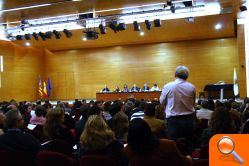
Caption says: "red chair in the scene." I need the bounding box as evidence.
[36,151,76,166]
[42,139,73,158]
[80,155,118,166]
[130,157,171,166]
[192,159,209,166]
[0,150,36,166]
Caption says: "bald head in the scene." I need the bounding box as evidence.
[175,66,189,80]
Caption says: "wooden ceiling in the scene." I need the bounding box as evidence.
[1,0,238,51]
[0,0,235,23]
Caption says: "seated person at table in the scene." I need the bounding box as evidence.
[122,84,129,92]
[130,84,140,92]
[150,83,160,91]
[114,85,120,92]
[141,83,150,92]
[101,85,110,93]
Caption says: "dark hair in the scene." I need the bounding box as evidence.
[210,107,235,134]
[87,105,102,119]
[201,100,209,109]
[35,106,45,117]
[175,66,189,80]
[109,101,123,117]
[144,103,156,116]
[127,118,159,156]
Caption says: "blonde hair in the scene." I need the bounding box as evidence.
[80,115,114,151]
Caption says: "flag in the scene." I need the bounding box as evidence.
[38,77,43,98]
[47,77,52,97]
[233,68,239,96]
[43,81,48,98]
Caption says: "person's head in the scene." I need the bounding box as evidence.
[86,105,102,119]
[144,103,156,117]
[201,100,209,109]
[45,100,50,104]
[155,104,166,120]
[44,107,65,139]
[35,105,45,117]
[124,84,128,88]
[127,118,159,156]
[210,107,235,134]
[144,83,147,87]
[133,84,137,87]
[80,115,114,151]
[109,101,123,117]
[103,101,111,112]
[4,109,24,129]
[153,83,157,87]
[175,66,189,80]
[46,107,64,124]
[139,101,147,112]
[104,84,107,88]
[112,111,129,140]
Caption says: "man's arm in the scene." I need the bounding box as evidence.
[160,85,168,105]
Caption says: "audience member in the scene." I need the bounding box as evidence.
[201,107,236,145]
[124,118,191,166]
[160,66,196,142]
[44,107,75,146]
[112,111,129,144]
[29,105,46,125]
[130,101,146,120]
[0,109,41,158]
[196,100,213,121]
[80,115,128,165]
[155,104,166,120]
[143,103,166,137]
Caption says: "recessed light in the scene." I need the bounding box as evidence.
[215,23,222,30]
[82,37,87,41]
[140,31,145,36]
[25,42,31,46]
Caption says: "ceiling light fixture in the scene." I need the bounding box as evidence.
[133,21,140,31]
[63,29,73,38]
[145,20,151,30]
[140,31,145,36]
[25,42,31,46]
[215,23,222,30]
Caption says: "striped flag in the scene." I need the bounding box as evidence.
[233,68,239,96]
[38,77,43,98]
[43,81,48,98]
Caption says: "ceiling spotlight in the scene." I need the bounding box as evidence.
[139,31,144,36]
[240,5,247,12]
[99,24,107,34]
[24,34,32,40]
[45,31,52,39]
[117,23,126,31]
[82,37,87,41]
[145,20,151,30]
[215,23,222,30]
[38,32,46,41]
[167,0,173,6]
[25,42,31,46]
[53,30,61,39]
[84,30,99,40]
[109,21,118,33]
[170,5,175,13]
[16,35,23,40]
[133,21,140,31]
[183,1,193,7]
[63,29,72,38]
[154,19,161,27]
[32,32,39,40]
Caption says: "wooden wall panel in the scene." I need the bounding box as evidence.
[0,41,44,101]
[237,25,246,97]
[45,38,240,100]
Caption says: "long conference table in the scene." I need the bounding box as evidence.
[96,91,162,101]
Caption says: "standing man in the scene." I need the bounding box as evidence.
[160,66,196,142]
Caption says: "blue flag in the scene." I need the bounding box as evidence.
[47,77,52,97]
